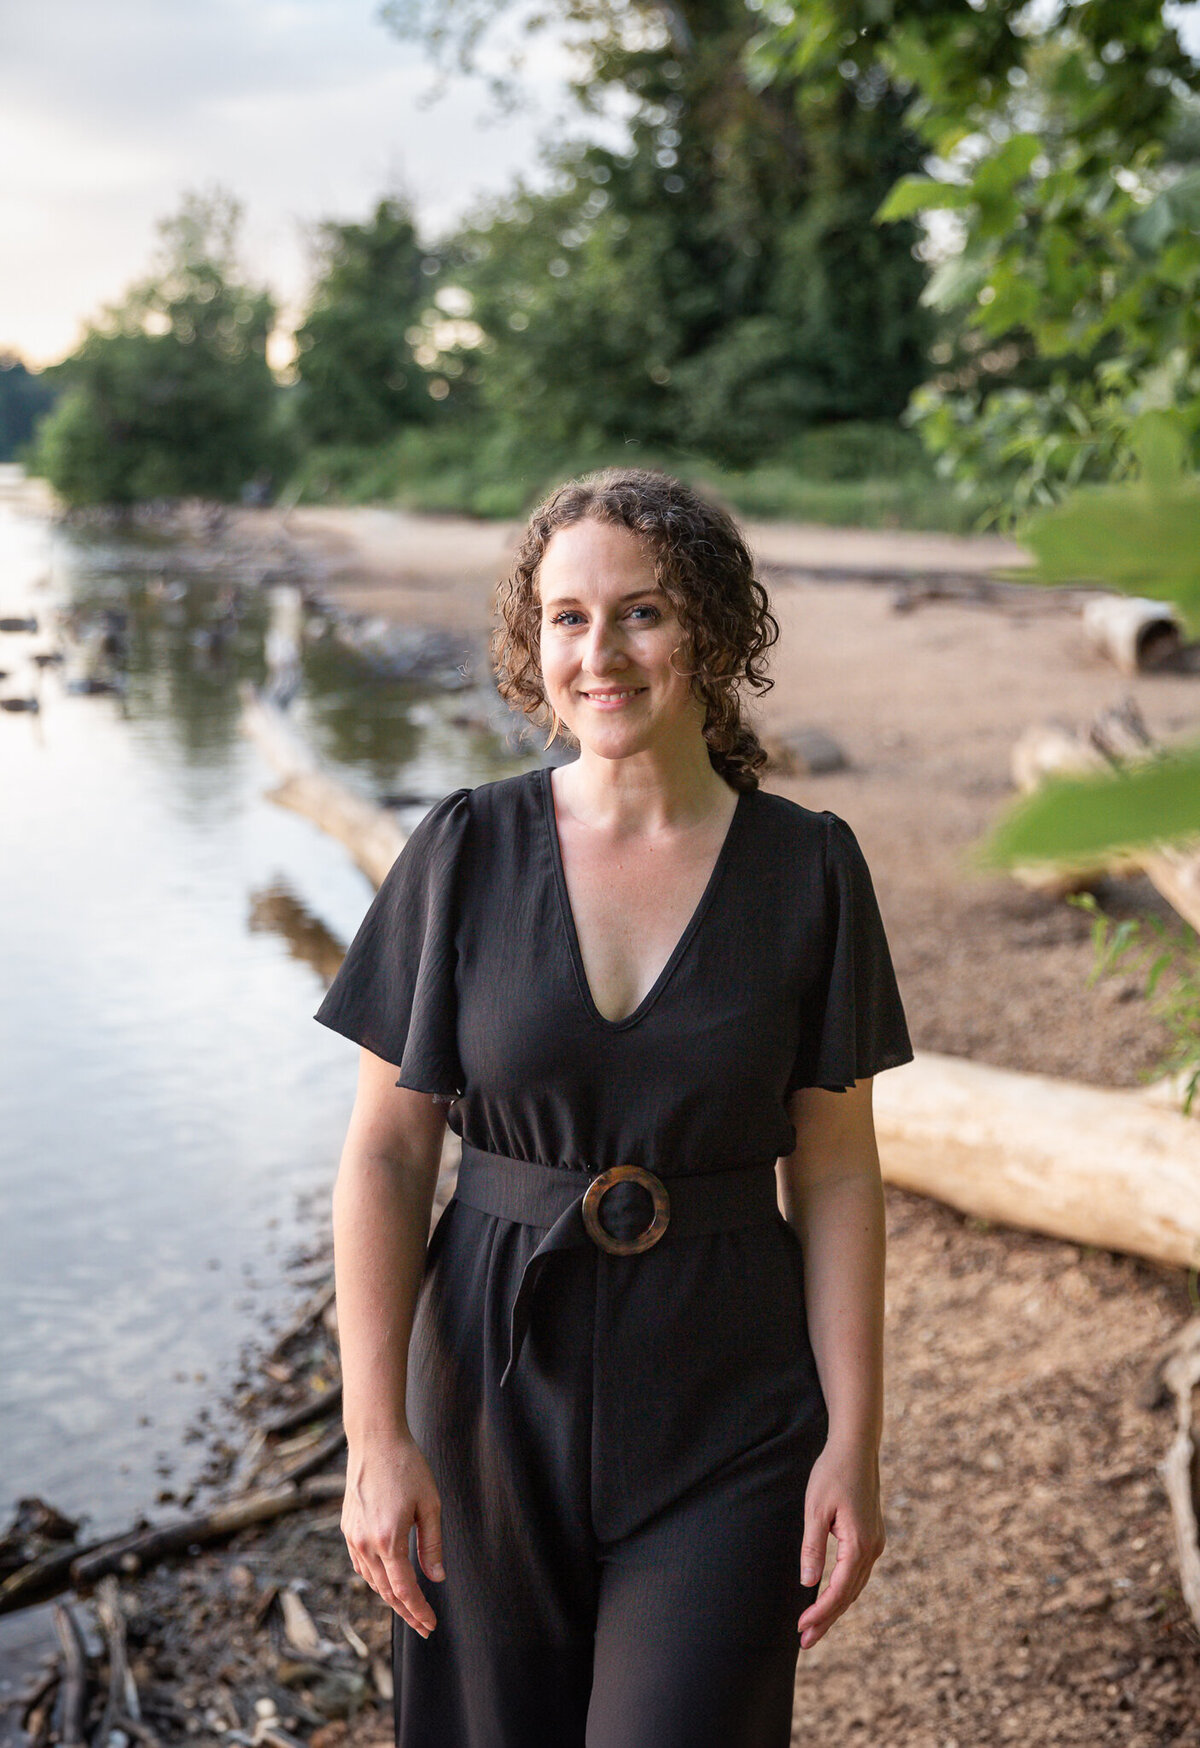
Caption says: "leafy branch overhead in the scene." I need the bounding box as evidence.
[751,0,1200,522]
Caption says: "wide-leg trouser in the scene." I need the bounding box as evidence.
[393,1189,830,1748]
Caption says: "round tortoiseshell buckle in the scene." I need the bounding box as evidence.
[581,1164,671,1256]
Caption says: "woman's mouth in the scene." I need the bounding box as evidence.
[579,686,648,708]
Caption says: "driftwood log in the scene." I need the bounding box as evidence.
[1011,698,1200,930]
[92,1572,142,1746]
[238,682,404,887]
[1081,594,1184,675]
[51,1600,89,1746]
[0,1474,346,1614]
[1158,1318,1200,1631]
[872,1051,1200,1271]
[69,1473,347,1591]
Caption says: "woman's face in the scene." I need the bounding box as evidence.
[536,517,703,761]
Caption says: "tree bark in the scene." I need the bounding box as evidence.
[873,1051,1200,1271]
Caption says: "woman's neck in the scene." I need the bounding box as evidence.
[552,737,735,835]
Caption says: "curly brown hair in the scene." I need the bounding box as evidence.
[491,467,780,792]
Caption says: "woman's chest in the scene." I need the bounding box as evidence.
[551,818,738,1026]
[450,841,826,1117]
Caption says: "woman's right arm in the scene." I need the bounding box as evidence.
[331,1046,450,1638]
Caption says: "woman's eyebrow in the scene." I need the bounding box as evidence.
[542,587,667,606]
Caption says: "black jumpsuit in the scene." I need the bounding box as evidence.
[314,764,914,1748]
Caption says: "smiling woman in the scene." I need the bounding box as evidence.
[494,465,780,790]
[316,466,915,1748]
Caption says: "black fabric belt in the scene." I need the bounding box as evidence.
[451,1142,783,1388]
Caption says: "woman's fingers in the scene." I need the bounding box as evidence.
[340,1439,446,1635]
[800,1515,830,1588]
[363,1543,438,1636]
[414,1490,446,1583]
[797,1526,879,1647]
[797,1551,855,1646]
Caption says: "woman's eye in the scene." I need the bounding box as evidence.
[547,605,660,627]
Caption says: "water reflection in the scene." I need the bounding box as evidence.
[0,476,530,1540]
[248,882,347,985]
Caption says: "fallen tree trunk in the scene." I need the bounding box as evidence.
[1159,1318,1200,1633]
[1091,701,1200,936]
[0,1475,346,1613]
[873,1051,1200,1271]
[69,1473,346,1590]
[238,683,404,887]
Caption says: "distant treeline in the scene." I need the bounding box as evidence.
[25,1,1200,527]
[0,356,56,462]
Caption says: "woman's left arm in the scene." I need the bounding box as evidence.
[777,1078,887,1649]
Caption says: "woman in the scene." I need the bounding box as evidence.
[315,468,914,1748]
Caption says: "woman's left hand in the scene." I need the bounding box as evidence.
[796,1436,886,1648]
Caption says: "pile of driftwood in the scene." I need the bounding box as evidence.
[0,1277,371,1748]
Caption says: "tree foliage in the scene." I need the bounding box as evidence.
[293,198,440,445]
[34,192,280,506]
[385,0,934,465]
[750,0,1200,520]
[0,355,56,461]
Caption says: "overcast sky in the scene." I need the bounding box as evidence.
[0,0,599,367]
[4,1,1200,369]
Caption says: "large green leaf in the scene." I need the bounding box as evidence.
[971,133,1041,201]
[1015,414,1200,629]
[875,176,976,221]
[920,251,992,312]
[972,744,1200,870]
[1127,168,1200,259]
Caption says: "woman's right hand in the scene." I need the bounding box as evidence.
[342,1431,446,1637]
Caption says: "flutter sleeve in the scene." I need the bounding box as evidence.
[787,810,914,1095]
[313,786,472,1099]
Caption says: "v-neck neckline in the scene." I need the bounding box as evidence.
[538,762,747,1032]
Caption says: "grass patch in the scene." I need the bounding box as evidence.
[282,421,990,533]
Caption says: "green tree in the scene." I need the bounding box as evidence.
[750,1,1200,520]
[387,0,934,466]
[294,197,439,445]
[33,191,280,506]
[0,355,57,461]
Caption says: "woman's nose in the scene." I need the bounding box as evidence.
[583,616,627,673]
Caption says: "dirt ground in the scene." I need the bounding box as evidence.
[12,506,1198,1747]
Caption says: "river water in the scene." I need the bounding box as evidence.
[0,472,527,1552]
